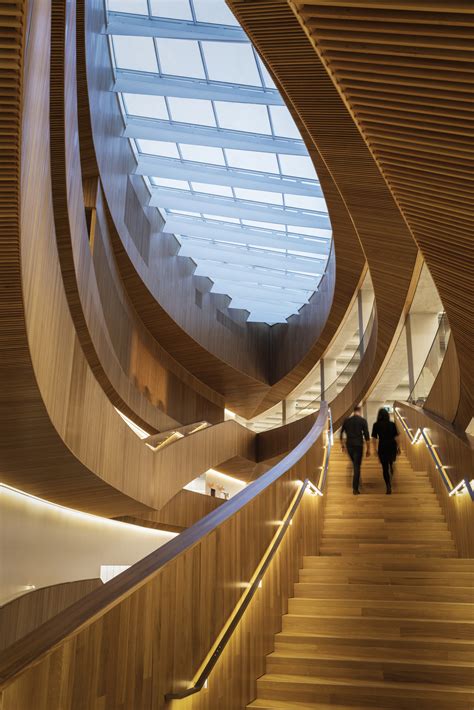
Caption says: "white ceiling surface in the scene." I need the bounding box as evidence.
[107,0,332,324]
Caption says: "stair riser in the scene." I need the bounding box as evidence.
[282,616,474,640]
[256,680,474,709]
[266,656,474,686]
[287,599,473,621]
[293,584,474,603]
[274,636,474,663]
[302,558,474,571]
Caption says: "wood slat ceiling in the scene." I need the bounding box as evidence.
[292,0,473,426]
[228,0,420,420]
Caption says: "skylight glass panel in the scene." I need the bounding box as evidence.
[192,0,239,26]
[136,139,179,158]
[108,0,332,323]
[113,36,158,72]
[153,178,190,190]
[234,188,283,206]
[215,102,271,134]
[157,39,205,79]
[168,98,216,126]
[150,0,192,20]
[225,149,279,173]
[285,195,327,211]
[191,183,233,197]
[288,225,332,238]
[108,0,148,14]
[270,106,300,139]
[202,43,261,86]
[180,144,225,164]
[202,214,240,223]
[123,94,169,120]
[257,57,277,89]
[279,154,317,179]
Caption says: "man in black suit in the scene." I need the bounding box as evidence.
[340,405,370,495]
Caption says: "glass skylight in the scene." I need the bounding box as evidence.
[106,0,332,324]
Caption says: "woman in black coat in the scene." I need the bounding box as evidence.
[371,408,399,494]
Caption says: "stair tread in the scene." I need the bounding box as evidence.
[258,673,474,693]
[268,650,474,668]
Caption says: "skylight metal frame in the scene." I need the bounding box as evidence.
[106,0,332,324]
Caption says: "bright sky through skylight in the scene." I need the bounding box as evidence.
[107,0,332,324]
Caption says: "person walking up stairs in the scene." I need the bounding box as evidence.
[247,447,474,709]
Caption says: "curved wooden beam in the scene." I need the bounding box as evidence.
[228,0,420,421]
[292,0,473,427]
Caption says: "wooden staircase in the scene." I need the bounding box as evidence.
[248,449,474,709]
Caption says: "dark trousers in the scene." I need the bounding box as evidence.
[347,444,363,492]
[378,445,393,490]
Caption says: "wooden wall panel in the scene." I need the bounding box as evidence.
[117,490,224,533]
[0,412,327,709]
[424,336,462,423]
[228,0,420,423]
[52,0,223,433]
[396,401,474,558]
[292,0,474,428]
[0,0,259,519]
[0,580,103,653]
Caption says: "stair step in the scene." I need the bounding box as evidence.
[287,598,473,621]
[299,569,474,586]
[293,583,474,603]
[255,674,474,708]
[266,652,474,685]
[282,614,474,640]
[274,633,474,663]
[303,557,474,571]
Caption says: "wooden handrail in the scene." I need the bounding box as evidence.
[395,403,474,501]
[0,403,328,687]
[166,406,332,699]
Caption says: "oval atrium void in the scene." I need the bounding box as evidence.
[107,0,332,324]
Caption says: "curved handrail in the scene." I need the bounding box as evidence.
[166,405,333,699]
[0,403,328,686]
[409,313,450,405]
[394,404,473,501]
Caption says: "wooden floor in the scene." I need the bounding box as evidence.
[248,450,474,709]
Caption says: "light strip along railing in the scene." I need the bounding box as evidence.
[166,407,332,699]
[394,407,474,501]
[0,404,329,691]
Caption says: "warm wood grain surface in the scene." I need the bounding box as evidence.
[0,408,328,708]
[0,580,103,653]
[229,0,420,425]
[396,401,474,557]
[292,0,474,428]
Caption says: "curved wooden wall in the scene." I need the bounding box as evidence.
[424,336,462,424]
[0,0,257,519]
[228,0,420,421]
[81,0,370,418]
[0,408,327,708]
[291,0,474,428]
[0,580,103,653]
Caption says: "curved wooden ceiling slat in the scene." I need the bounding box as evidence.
[292,0,473,427]
[228,0,420,418]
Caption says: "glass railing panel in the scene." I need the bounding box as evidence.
[409,313,450,405]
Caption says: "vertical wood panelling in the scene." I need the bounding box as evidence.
[396,401,474,557]
[0,413,327,708]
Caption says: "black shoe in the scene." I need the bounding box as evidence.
[386,488,392,495]
[353,490,360,495]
